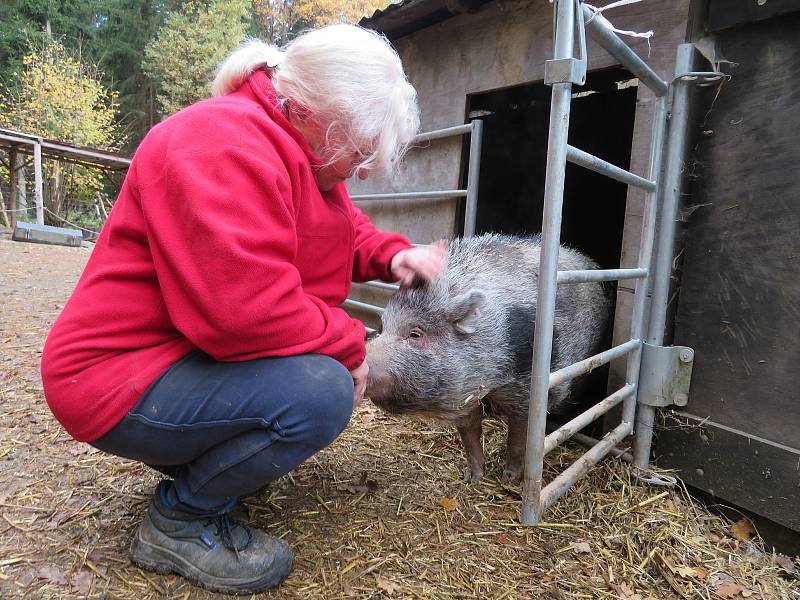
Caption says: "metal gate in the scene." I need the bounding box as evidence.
[521,0,722,524]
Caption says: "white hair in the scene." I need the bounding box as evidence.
[212,25,420,174]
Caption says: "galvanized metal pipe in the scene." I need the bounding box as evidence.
[557,267,647,283]
[341,298,384,315]
[364,281,399,291]
[350,190,467,201]
[522,0,575,526]
[581,5,669,97]
[543,384,635,454]
[566,145,656,191]
[571,431,633,463]
[463,120,484,237]
[634,44,696,469]
[412,123,473,144]
[549,338,640,389]
[623,94,669,431]
[540,421,633,510]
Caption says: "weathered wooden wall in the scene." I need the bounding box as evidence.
[657,9,800,533]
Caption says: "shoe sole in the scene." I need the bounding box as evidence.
[130,529,293,595]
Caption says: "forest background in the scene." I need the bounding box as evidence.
[0,0,386,234]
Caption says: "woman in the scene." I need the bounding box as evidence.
[41,24,444,594]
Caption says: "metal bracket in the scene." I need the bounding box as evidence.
[673,71,728,87]
[545,0,587,85]
[545,58,587,85]
[638,343,694,408]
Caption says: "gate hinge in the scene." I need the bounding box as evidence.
[638,343,694,408]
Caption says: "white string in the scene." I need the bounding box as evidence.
[4,205,101,235]
[584,1,654,54]
[43,207,100,236]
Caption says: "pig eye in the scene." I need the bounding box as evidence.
[409,328,424,339]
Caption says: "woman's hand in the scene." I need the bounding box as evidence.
[350,358,369,409]
[390,239,448,287]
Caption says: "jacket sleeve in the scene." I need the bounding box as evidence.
[349,203,412,283]
[138,142,366,370]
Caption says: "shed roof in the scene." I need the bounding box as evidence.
[0,127,131,172]
[360,0,494,40]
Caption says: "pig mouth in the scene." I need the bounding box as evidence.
[367,395,413,415]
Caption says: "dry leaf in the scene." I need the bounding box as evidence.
[774,554,797,575]
[86,549,105,564]
[338,472,379,495]
[376,575,401,595]
[496,533,520,546]
[37,565,68,586]
[341,579,356,597]
[714,581,742,598]
[612,582,636,597]
[741,589,754,598]
[540,573,555,583]
[731,518,756,542]
[694,566,709,580]
[70,569,95,595]
[573,542,591,554]
[438,497,458,512]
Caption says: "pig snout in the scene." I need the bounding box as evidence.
[364,337,399,411]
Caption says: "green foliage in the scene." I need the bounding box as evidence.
[95,0,164,151]
[0,38,124,227]
[143,0,251,118]
[0,0,104,90]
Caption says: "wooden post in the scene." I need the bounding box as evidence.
[33,141,44,225]
[9,147,17,230]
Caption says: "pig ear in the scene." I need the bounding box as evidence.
[449,289,486,334]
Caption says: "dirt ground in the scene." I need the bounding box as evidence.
[0,232,798,600]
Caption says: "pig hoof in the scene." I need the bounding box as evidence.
[501,466,523,483]
[463,466,484,484]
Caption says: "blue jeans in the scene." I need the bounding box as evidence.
[91,351,354,514]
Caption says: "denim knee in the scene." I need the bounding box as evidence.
[300,356,354,448]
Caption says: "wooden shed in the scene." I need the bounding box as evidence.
[349,0,800,550]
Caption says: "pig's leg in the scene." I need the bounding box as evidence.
[502,417,527,482]
[456,406,485,483]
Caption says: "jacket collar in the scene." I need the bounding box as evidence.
[240,70,323,169]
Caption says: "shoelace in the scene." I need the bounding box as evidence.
[210,513,253,554]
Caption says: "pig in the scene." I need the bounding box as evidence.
[365,233,612,483]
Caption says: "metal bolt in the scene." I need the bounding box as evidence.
[679,349,693,363]
[675,393,688,405]
[695,468,704,477]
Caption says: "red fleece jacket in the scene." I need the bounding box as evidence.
[41,70,411,442]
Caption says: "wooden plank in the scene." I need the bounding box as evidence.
[660,11,800,531]
[658,412,800,531]
[671,12,800,449]
[707,0,800,31]
[8,148,17,231]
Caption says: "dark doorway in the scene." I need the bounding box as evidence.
[463,68,638,270]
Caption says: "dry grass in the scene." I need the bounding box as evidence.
[0,232,797,600]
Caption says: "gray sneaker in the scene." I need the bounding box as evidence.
[130,482,293,595]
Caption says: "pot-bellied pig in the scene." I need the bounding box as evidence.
[365,233,612,483]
